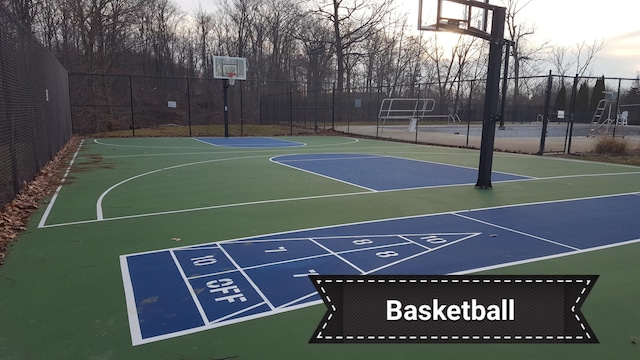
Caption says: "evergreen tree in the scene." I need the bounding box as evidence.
[554,84,567,114]
[590,76,606,113]
[621,75,640,125]
[575,81,591,122]
[576,82,590,111]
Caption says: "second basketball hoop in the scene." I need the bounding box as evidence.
[213,56,247,86]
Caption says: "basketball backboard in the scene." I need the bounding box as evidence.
[213,56,247,85]
[417,0,507,189]
[419,0,491,40]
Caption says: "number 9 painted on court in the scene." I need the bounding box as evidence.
[376,251,399,258]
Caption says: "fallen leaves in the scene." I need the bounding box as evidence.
[0,137,81,265]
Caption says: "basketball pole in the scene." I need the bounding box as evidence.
[223,79,230,138]
[475,6,505,189]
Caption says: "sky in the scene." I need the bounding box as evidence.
[174,0,639,79]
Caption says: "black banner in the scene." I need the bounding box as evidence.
[309,275,598,343]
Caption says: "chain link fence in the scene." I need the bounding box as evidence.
[0,4,72,209]
[69,72,640,155]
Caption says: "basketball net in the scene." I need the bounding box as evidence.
[227,73,237,86]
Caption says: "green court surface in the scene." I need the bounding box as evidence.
[1,135,639,359]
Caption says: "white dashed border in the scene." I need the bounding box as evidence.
[313,277,594,342]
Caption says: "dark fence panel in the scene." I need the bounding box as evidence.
[0,4,72,209]
[69,72,640,155]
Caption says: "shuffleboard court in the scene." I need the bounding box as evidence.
[4,136,640,360]
[271,154,531,191]
[121,193,640,345]
[195,137,306,148]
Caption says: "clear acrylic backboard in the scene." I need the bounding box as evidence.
[213,56,247,85]
[418,0,491,38]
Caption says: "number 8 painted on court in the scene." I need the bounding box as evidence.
[353,239,373,245]
[376,251,399,258]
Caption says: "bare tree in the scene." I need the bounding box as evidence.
[1,0,38,29]
[501,0,548,104]
[261,0,303,81]
[422,34,480,113]
[550,39,605,78]
[195,4,213,75]
[312,0,394,90]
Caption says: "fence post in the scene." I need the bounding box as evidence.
[332,82,336,130]
[466,79,474,148]
[565,74,579,154]
[240,80,244,137]
[289,82,293,135]
[129,76,135,137]
[499,41,511,130]
[612,78,622,138]
[415,84,421,144]
[538,71,553,155]
[186,78,192,137]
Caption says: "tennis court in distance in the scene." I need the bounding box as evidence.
[1,135,640,359]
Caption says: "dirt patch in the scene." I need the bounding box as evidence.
[0,137,82,265]
[71,153,115,173]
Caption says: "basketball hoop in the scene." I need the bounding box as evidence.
[227,73,237,86]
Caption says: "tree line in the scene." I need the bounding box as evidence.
[2,0,629,107]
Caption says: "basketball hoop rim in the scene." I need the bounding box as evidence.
[226,72,237,86]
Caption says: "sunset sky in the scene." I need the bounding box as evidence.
[176,0,639,78]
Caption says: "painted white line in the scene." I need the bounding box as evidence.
[96,154,268,220]
[311,137,359,146]
[187,268,239,280]
[38,139,84,228]
[452,237,640,275]
[269,155,378,192]
[43,190,364,228]
[96,137,359,149]
[48,181,640,229]
[108,192,640,257]
[94,138,208,149]
[277,291,319,309]
[129,298,324,345]
[266,137,307,147]
[191,137,307,151]
[383,154,536,180]
[192,137,307,148]
[212,241,416,276]
[209,301,268,324]
[223,232,483,244]
[397,235,432,250]
[119,255,143,346]
[531,171,640,181]
[217,245,276,311]
[169,250,210,324]
[452,213,581,251]
[309,238,365,274]
[191,137,224,147]
[363,233,482,274]
[276,154,385,163]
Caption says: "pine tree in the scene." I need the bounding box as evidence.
[575,82,591,122]
[554,84,567,114]
[590,76,606,113]
[621,75,640,125]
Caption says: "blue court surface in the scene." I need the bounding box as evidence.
[195,137,305,148]
[271,154,530,191]
[120,193,640,345]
